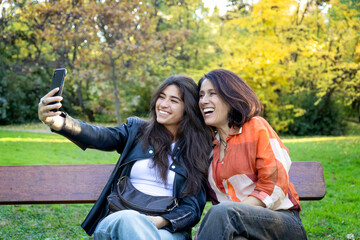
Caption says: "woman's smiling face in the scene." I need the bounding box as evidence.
[198,79,231,129]
[155,84,184,136]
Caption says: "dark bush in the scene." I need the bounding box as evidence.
[287,91,346,136]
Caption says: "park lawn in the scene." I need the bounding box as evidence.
[0,130,119,165]
[0,129,119,240]
[284,137,360,240]
[0,129,360,239]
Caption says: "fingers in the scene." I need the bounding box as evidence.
[38,100,62,122]
[46,87,60,98]
[38,88,64,126]
[38,107,62,124]
[40,103,62,113]
[40,95,63,105]
[39,88,61,105]
[43,110,62,118]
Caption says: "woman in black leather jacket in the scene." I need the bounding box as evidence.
[38,75,212,240]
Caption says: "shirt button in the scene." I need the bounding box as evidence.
[149,150,153,154]
[174,156,177,159]
[171,165,176,169]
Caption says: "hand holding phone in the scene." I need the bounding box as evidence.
[49,68,66,111]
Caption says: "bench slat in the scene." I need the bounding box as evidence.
[0,164,113,204]
[289,161,326,200]
[0,161,326,205]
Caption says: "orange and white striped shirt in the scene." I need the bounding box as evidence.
[208,116,300,210]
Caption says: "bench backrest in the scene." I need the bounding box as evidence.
[0,161,326,205]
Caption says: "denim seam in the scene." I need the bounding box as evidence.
[222,210,305,240]
[222,213,247,240]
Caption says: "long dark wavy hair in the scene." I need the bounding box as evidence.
[140,75,213,196]
[199,69,262,128]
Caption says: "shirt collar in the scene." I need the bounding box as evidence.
[213,126,243,144]
[229,126,242,135]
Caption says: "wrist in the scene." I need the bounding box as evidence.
[41,120,55,126]
[156,216,170,228]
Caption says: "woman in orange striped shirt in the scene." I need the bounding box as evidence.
[196,69,307,240]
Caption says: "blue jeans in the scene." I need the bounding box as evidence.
[93,210,188,240]
[196,202,307,240]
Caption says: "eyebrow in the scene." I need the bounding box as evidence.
[160,92,183,102]
[171,96,182,102]
[200,88,216,93]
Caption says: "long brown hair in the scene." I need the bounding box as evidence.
[199,69,262,128]
[140,75,212,196]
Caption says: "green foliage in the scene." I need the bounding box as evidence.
[1,0,359,134]
[345,120,360,135]
[0,66,49,124]
[286,91,346,136]
[210,0,360,133]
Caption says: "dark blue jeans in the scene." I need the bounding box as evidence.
[196,202,307,240]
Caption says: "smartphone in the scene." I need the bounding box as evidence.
[49,68,67,111]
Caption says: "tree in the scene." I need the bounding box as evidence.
[27,0,100,121]
[210,0,360,134]
[0,0,51,124]
[0,0,101,123]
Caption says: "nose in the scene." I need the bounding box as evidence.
[199,94,209,105]
[159,99,169,108]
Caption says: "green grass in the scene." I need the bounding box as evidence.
[284,137,360,239]
[0,130,118,165]
[0,204,92,240]
[1,126,360,239]
[345,120,360,136]
[0,129,119,239]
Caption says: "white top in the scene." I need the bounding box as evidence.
[130,144,176,197]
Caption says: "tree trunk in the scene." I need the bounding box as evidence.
[110,58,122,125]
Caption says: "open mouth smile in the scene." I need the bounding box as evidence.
[203,108,214,117]
[158,110,170,116]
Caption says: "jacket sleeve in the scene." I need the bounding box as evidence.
[249,117,292,209]
[54,113,131,153]
[161,183,207,233]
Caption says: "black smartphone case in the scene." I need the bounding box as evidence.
[49,68,66,111]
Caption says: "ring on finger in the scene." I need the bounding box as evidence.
[41,99,46,105]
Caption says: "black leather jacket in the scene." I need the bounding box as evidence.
[55,114,207,237]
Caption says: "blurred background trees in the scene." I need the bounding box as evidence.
[1,0,359,135]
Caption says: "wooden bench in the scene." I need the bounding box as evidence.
[0,161,326,205]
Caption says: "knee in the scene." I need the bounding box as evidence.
[206,202,234,218]
[94,210,156,239]
[109,210,142,225]
[99,210,142,229]
[207,201,252,219]
[116,209,142,218]
[208,201,237,213]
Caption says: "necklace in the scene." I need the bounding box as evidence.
[220,139,227,148]
[219,138,227,161]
